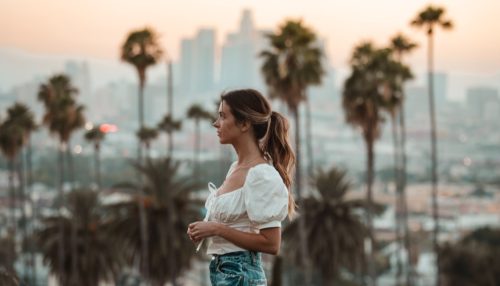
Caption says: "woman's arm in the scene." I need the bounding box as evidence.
[187,221,281,255]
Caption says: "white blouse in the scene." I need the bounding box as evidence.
[201,161,289,255]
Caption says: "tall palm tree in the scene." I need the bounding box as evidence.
[121,27,163,163]
[108,158,201,286]
[390,33,418,286]
[343,42,398,286]
[373,44,414,285]
[84,125,106,190]
[36,189,126,286]
[136,126,159,158]
[260,20,324,283]
[283,167,383,285]
[186,104,214,179]
[411,7,453,284]
[121,29,162,281]
[2,103,37,283]
[0,121,24,233]
[157,114,182,157]
[37,74,85,279]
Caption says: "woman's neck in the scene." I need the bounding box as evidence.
[232,137,263,165]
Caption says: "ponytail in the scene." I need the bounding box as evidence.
[261,111,297,218]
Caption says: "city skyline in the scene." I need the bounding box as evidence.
[1,1,500,101]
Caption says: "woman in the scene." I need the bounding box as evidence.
[187,89,296,285]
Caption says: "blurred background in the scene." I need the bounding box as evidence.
[1,0,499,285]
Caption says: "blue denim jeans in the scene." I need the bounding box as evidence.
[209,251,267,286]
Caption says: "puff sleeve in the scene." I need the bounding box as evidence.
[243,165,289,229]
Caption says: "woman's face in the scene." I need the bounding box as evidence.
[213,100,244,144]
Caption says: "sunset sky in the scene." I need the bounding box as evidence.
[1,0,499,95]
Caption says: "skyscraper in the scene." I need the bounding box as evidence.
[466,86,499,121]
[220,9,266,90]
[179,28,216,94]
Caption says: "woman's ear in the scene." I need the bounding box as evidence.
[239,120,251,133]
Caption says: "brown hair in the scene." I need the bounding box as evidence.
[221,89,296,217]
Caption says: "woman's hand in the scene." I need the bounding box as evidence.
[187,221,223,243]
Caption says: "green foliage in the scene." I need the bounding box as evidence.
[411,5,453,34]
[260,19,324,113]
[283,167,369,284]
[121,27,163,82]
[35,190,126,286]
[186,104,214,122]
[107,157,202,285]
[136,126,158,148]
[157,114,182,133]
[439,227,500,286]
[38,74,85,143]
[84,126,105,146]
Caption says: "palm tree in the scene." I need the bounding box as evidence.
[136,126,159,158]
[2,103,37,283]
[373,44,414,285]
[0,121,24,233]
[37,74,85,279]
[84,125,106,190]
[186,104,214,179]
[36,189,126,286]
[108,158,201,286]
[389,33,418,285]
[439,227,500,286]
[157,114,182,157]
[283,167,380,285]
[260,20,324,283]
[411,6,453,284]
[121,27,163,163]
[343,42,398,286]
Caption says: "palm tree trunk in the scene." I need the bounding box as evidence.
[136,76,149,281]
[427,32,440,286]
[7,159,16,235]
[66,140,79,283]
[365,137,377,286]
[26,137,37,285]
[391,116,404,286]
[305,97,314,180]
[16,150,29,282]
[138,79,145,165]
[167,60,174,157]
[399,101,413,286]
[58,142,66,281]
[94,143,101,190]
[66,140,75,191]
[292,108,312,285]
[271,255,283,286]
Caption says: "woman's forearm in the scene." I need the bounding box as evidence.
[215,224,280,255]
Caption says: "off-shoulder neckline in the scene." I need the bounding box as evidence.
[215,162,272,198]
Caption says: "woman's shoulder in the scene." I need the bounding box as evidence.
[246,163,284,186]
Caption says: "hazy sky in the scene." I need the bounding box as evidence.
[1,0,499,90]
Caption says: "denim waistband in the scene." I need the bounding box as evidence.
[212,251,261,266]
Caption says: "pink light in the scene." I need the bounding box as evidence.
[100,123,118,133]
